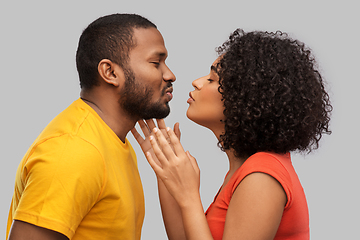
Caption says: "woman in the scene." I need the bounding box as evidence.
[132,29,332,240]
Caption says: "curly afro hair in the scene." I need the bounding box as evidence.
[216,29,332,159]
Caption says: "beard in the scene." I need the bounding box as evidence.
[118,67,171,120]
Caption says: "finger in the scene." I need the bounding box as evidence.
[138,120,151,137]
[149,133,170,165]
[156,119,170,136]
[166,127,186,157]
[156,119,167,130]
[131,127,144,144]
[186,151,200,174]
[153,128,178,160]
[145,119,157,131]
[145,151,164,176]
[173,122,181,140]
[155,119,171,144]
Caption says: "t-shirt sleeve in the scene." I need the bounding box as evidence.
[230,153,293,209]
[13,135,105,239]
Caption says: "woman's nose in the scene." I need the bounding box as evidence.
[192,76,205,90]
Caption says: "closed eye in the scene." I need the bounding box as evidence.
[151,62,160,68]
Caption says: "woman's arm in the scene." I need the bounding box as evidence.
[147,127,213,240]
[131,119,186,240]
[223,172,287,240]
[158,178,186,240]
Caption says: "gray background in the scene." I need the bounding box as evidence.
[1,0,358,239]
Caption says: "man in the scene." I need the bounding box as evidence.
[6,13,175,240]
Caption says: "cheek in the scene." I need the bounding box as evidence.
[133,72,163,96]
[133,64,162,84]
[205,88,223,111]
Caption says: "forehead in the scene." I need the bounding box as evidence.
[130,27,168,58]
[211,58,221,73]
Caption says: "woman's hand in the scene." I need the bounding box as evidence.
[132,120,188,240]
[131,119,180,167]
[134,120,212,240]
[146,126,200,208]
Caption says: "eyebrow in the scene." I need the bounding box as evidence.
[152,51,168,59]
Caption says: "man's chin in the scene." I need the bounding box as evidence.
[141,106,170,119]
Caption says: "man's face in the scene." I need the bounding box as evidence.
[119,27,176,120]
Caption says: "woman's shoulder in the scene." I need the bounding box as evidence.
[225,152,293,203]
[239,152,291,174]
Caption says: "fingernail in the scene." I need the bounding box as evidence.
[149,136,154,141]
[166,127,171,132]
[153,128,158,133]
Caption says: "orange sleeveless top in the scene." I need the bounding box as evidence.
[205,152,309,239]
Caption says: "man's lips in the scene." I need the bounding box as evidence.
[165,87,173,101]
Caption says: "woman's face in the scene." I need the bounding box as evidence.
[186,58,225,130]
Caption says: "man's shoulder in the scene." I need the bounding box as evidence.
[35,99,98,141]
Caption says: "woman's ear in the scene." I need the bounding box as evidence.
[97,59,125,87]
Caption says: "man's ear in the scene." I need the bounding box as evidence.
[97,59,125,87]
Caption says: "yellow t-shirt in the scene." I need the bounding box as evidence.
[7,99,145,240]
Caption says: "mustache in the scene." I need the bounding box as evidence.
[161,82,173,95]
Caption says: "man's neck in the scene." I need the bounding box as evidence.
[80,90,137,143]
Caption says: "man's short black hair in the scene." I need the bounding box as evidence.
[76,13,157,90]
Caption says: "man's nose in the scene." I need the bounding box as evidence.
[163,65,176,82]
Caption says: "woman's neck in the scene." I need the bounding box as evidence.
[225,149,246,174]
[215,148,247,194]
